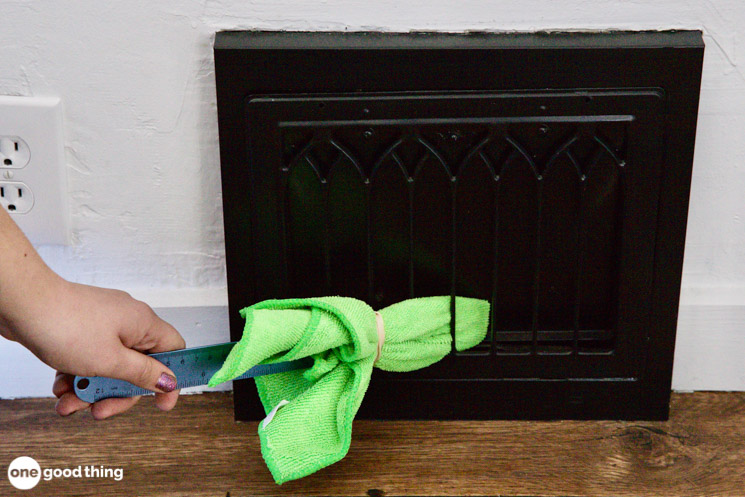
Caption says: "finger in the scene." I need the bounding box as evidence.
[142,314,184,411]
[55,392,90,417]
[155,389,180,411]
[113,347,179,394]
[53,372,75,398]
[90,396,141,420]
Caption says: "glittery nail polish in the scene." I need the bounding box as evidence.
[156,373,177,392]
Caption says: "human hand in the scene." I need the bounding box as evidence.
[2,275,185,419]
[0,206,185,419]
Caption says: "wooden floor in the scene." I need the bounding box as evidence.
[1,392,744,496]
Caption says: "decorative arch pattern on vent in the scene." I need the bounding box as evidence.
[279,125,627,356]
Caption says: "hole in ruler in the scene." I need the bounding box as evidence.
[76,378,90,390]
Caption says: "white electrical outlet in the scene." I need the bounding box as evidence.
[0,96,68,245]
[0,136,31,168]
[0,182,34,214]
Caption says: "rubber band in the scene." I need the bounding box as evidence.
[374,311,385,363]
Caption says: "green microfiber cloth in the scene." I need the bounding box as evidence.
[208,296,489,484]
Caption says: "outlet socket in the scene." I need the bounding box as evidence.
[0,96,68,244]
[0,136,30,168]
[0,182,34,214]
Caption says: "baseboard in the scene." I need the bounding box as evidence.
[672,303,745,391]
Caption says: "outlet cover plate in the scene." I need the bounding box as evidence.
[0,96,69,245]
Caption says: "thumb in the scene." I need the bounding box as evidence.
[114,347,178,393]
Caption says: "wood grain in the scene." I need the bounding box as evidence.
[1,392,744,496]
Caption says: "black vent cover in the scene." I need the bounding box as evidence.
[215,31,704,420]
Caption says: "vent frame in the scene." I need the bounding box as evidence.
[215,30,704,420]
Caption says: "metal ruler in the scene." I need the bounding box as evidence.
[73,342,313,403]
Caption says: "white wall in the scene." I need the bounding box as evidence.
[1,0,744,397]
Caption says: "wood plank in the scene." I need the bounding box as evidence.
[1,392,743,496]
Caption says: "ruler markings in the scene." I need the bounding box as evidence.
[74,342,313,403]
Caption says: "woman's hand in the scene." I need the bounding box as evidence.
[0,208,185,419]
[6,276,185,419]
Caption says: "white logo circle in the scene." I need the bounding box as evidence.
[7,457,41,490]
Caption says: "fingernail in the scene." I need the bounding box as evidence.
[156,373,177,392]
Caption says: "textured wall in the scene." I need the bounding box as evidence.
[0,1,743,395]
[0,1,742,304]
